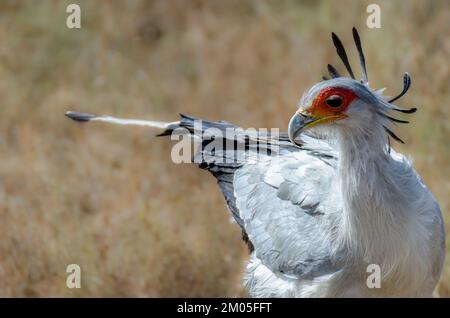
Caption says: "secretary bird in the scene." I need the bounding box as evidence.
[66,28,445,297]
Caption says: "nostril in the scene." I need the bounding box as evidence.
[299,112,309,119]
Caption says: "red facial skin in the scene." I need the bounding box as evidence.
[305,87,358,125]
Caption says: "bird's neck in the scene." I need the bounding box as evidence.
[337,125,390,197]
[335,125,409,266]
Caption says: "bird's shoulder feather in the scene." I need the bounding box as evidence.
[234,146,343,279]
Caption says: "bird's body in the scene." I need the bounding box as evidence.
[65,29,445,297]
[239,136,444,297]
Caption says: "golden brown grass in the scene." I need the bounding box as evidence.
[0,0,448,297]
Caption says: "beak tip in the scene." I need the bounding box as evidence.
[288,113,305,146]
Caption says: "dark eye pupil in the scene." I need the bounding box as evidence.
[326,95,343,107]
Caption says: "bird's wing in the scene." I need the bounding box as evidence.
[66,111,343,269]
[158,114,304,246]
[161,114,342,265]
[234,149,343,279]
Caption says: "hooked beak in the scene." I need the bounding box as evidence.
[288,112,317,146]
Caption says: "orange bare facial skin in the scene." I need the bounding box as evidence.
[308,87,357,120]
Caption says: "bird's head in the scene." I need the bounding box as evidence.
[288,28,416,146]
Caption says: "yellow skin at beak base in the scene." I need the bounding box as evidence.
[305,114,347,128]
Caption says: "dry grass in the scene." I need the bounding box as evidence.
[0,0,448,297]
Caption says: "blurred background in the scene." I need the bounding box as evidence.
[0,0,448,297]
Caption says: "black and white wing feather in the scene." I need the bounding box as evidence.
[66,112,345,279]
[161,115,344,279]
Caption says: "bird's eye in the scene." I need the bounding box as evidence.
[325,95,343,108]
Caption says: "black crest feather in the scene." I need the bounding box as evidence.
[327,64,340,78]
[384,126,405,144]
[389,73,411,103]
[352,27,368,83]
[331,32,355,79]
